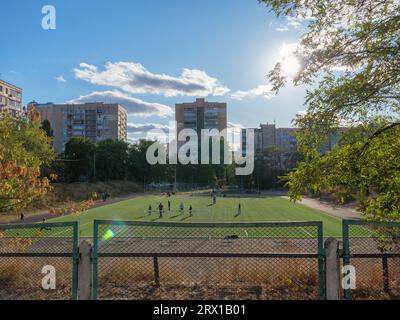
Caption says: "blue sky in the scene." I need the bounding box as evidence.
[1,0,309,141]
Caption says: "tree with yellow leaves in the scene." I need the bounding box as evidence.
[0,107,55,212]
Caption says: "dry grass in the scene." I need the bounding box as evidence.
[340,258,400,299]
[1,255,400,299]
[97,257,319,300]
[0,257,73,300]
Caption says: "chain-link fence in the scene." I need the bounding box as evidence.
[342,220,400,300]
[93,220,324,300]
[0,222,78,300]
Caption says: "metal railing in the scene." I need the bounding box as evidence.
[2,219,400,300]
[0,222,79,300]
[342,219,400,300]
[92,220,325,300]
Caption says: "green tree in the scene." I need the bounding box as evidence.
[95,139,129,181]
[0,111,55,211]
[260,0,400,220]
[41,119,53,137]
[63,137,96,182]
[128,139,173,185]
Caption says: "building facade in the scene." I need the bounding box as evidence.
[242,123,340,169]
[176,98,227,139]
[0,79,22,117]
[33,102,127,154]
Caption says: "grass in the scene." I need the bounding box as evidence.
[47,195,343,237]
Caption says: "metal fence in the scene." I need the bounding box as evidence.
[342,219,400,300]
[92,220,325,300]
[0,222,78,300]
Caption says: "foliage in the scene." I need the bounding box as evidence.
[62,137,96,182]
[0,110,55,211]
[49,198,95,217]
[260,0,400,220]
[95,139,129,180]
[127,139,173,183]
[41,119,53,137]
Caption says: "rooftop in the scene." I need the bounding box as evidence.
[0,79,22,91]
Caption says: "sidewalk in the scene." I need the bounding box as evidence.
[296,197,360,220]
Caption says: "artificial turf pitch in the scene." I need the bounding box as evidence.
[48,195,343,237]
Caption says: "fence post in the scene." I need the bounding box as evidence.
[324,237,340,300]
[153,256,160,287]
[78,240,93,300]
[382,256,390,293]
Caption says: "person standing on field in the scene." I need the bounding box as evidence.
[158,203,164,218]
[179,202,184,214]
[148,205,152,215]
[189,205,193,217]
[168,200,171,212]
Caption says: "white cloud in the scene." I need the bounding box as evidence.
[73,61,230,97]
[227,122,245,129]
[231,84,275,100]
[275,25,289,32]
[67,90,173,117]
[276,10,314,32]
[127,122,170,133]
[56,75,66,83]
[296,109,307,117]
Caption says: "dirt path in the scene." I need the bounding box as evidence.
[294,197,361,219]
[5,193,145,225]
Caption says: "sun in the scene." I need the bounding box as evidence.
[281,55,301,78]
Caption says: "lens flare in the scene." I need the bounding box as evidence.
[281,55,301,78]
[103,229,115,240]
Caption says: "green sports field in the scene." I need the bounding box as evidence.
[48,195,343,237]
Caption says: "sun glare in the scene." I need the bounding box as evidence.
[281,55,301,78]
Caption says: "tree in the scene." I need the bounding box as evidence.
[0,109,55,211]
[41,119,53,137]
[95,139,129,181]
[62,137,96,182]
[260,0,400,220]
[127,139,173,185]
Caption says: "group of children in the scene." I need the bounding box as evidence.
[146,191,242,218]
[147,201,193,218]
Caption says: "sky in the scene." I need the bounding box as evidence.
[1,0,309,142]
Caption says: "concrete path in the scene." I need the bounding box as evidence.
[295,197,361,220]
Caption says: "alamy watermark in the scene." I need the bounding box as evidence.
[342,265,356,290]
[41,265,56,290]
[145,122,255,175]
[42,5,56,30]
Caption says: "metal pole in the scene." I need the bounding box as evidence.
[93,152,96,181]
[153,256,160,287]
[382,256,389,293]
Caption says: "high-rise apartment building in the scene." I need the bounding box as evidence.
[0,79,22,117]
[242,123,340,169]
[175,98,227,139]
[33,102,127,154]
